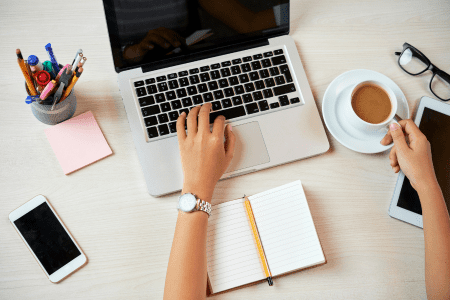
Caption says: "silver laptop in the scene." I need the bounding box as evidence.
[102,0,329,196]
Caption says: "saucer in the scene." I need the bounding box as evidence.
[322,69,410,154]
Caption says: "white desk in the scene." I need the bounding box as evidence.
[1,0,449,299]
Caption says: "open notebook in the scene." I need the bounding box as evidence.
[206,181,326,294]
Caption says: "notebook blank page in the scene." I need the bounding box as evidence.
[207,198,264,293]
[249,180,325,276]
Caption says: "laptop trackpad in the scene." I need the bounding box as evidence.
[226,121,270,173]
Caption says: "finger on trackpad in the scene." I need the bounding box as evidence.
[226,121,270,173]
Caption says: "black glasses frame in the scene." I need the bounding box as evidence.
[395,42,450,101]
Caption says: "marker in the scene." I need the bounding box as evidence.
[60,67,83,102]
[42,61,56,78]
[40,80,56,100]
[17,49,37,96]
[27,55,43,73]
[71,49,83,65]
[44,43,60,74]
[25,95,41,104]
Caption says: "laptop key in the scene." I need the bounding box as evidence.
[169,122,177,133]
[232,96,243,105]
[270,102,280,109]
[221,61,231,67]
[210,70,221,79]
[200,66,210,72]
[255,80,265,90]
[182,97,193,107]
[158,124,170,135]
[209,105,246,123]
[269,67,280,76]
[244,82,255,93]
[168,80,179,90]
[179,108,189,116]
[284,70,293,83]
[193,95,203,105]
[208,81,219,90]
[221,68,231,77]
[139,95,155,107]
[214,90,224,100]
[279,95,290,106]
[166,91,176,100]
[234,85,245,95]
[168,73,177,80]
[144,116,158,127]
[200,73,210,82]
[231,66,241,75]
[229,76,239,85]
[145,78,155,84]
[239,74,250,83]
[156,75,167,82]
[273,83,296,96]
[211,63,221,70]
[203,92,214,102]
[243,94,253,103]
[157,82,168,92]
[243,56,252,62]
[253,54,263,60]
[168,111,179,121]
[178,70,188,77]
[134,81,144,87]
[263,51,273,57]
[189,75,200,84]
[258,100,270,111]
[197,83,208,93]
[274,49,283,55]
[271,55,287,65]
[212,101,222,111]
[222,98,232,108]
[241,63,251,72]
[155,93,166,103]
[263,88,274,98]
[160,102,171,112]
[253,91,263,101]
[275,75,286,85]
[261,59,272,68]
[251,61,262,70]
[171,100,182,110]
[265,78,276,88]
[245,102,259,114]
[147,126,158,138]
[176,88,187,98]
[218,79,229,88]
[158,114,169,123]
[279,64,289,73]
[179,78,189,87]
[224,87,234,97]
[136,87,147,97]
[189,68,199,74]
[142,104,161,117]
[249,72,260,81]
[187,86,198,95]
[232,58,242,65]
[291,97,301,104]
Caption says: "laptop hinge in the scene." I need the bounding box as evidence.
[141,38,270,74]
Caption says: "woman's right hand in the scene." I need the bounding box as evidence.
[380,119,438,193]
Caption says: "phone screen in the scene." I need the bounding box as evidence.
[397,107,450,215]
[14,202,81,275]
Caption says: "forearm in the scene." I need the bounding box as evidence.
[164,211,209,300]
[419,183,450,300]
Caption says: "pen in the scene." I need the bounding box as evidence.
[44,43,60,74]
[243,195,273,286]
[72,53,82,71]
[17,49,37,96]
[75,57,86,73]
[60,67,83,102]
[71,49,82,65]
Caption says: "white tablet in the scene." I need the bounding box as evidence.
[389,96,450,228]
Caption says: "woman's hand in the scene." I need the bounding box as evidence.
[380,119,438,192]
[177,103,236,202]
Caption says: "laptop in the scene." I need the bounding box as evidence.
[102,0,330,196]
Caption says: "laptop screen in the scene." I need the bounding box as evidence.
[103,0,289,72]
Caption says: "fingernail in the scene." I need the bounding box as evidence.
[228,124,233,131]
[390,123,400,131]
[181,112,186,116]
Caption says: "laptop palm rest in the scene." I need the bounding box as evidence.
[225,121,270,173]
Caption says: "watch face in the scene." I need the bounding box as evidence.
[179,194,197,212]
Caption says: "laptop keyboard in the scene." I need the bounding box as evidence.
[133,49,302,140]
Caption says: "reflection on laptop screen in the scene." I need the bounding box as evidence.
[104,0,289,71]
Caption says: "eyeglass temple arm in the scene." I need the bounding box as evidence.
[395,52,401,56]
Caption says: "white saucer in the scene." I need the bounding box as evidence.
[322,69,410,154]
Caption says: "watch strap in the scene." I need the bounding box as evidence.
[196,198,211,217]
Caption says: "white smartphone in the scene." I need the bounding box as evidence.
[9,195,87,283]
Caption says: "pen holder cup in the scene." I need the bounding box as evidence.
[26,83,77,125]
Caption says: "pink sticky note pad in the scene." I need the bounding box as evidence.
[45,111,113,174]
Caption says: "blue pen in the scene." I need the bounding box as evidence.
[25,95,41,104]
[45,43,60,74]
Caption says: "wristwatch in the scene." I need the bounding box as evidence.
[177,193,211,217]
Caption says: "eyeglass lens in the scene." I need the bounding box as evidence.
[399,48,428,75]
[431,74,450,100]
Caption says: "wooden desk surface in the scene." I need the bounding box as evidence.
[1,0,449,299]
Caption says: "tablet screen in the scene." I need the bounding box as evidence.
[397,107,450,215]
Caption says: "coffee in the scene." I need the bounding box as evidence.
[351,83,392,124]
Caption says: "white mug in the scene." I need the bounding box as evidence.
[344,80,399,134]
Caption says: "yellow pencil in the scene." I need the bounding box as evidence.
[16,49,37,96]
[244,196,273,286]
[60,67,83,102]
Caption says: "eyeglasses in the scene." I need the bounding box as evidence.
[395,43,450,101]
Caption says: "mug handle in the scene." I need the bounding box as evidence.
[377,118,401,134]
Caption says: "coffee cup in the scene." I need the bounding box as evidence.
[344,80,399,134]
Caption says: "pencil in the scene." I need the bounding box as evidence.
[243,196,273,286]
[16,49,37,96]
[60,67,82,102]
